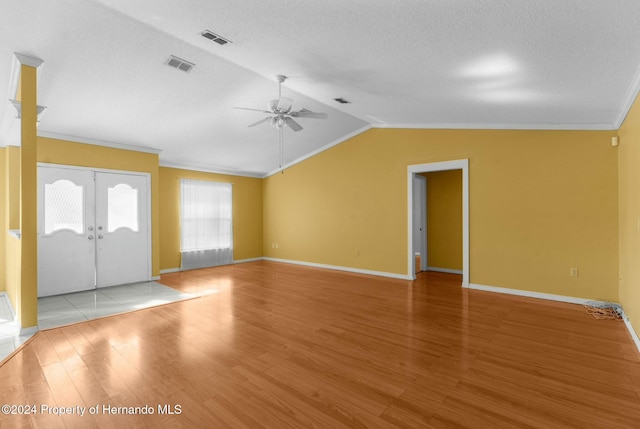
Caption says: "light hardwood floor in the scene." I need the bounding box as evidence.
[1,261,639,428]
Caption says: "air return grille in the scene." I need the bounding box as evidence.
[165,55,195,73]
[201,30,232,45]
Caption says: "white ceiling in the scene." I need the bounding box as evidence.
[1,0,640,177]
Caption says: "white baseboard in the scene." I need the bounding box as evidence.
[621,311,640,353]
[468,282,640,354]
[467,283,595,304]
[163,257,412,280]
[2,293,38,337]
[20,326,39,336]
[263,257,413,280]
[160,258,265,275]
[150,276,161,281]
[427,267,463,275]
[233,257,264,264]
[161,257,411,280]
[0,292,16,323]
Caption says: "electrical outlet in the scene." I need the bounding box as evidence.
[570,268,579,277]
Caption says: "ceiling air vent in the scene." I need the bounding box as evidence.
[201,30,232,46]
[334,98,351,104]
[165,55,195,73]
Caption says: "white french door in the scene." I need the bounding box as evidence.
[37,167,96,296]
[37,165,151,297]
[95,172,149,288]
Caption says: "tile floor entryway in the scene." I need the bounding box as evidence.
[0,282,194,362]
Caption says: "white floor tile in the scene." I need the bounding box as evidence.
[1,281,192,363]
[0,341,16,355]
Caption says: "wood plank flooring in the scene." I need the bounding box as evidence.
[1,260,639,428]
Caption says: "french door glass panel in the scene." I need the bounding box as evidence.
[43,179,85,234]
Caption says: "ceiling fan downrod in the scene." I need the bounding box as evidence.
[276,75,286,99]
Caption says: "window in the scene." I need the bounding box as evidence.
[107,183,139,232]
[44,179,84,235]
[180,179,233,269]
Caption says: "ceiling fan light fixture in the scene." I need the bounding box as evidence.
[235,74,327,134]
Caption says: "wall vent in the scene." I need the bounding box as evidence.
[334,98,351,104]
[201,30,232,46]
[165,55,195,73]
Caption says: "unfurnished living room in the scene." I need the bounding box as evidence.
[1,1,640,428]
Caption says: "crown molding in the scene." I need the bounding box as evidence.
[37,130,162,154]
[9,53,44,100]
[614,63,640,129]
[159,160,264,178]
[9,100,47,121]
[14,53,44,68]
[372,122,618,131]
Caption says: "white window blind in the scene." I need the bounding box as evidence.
[180,179,233,269]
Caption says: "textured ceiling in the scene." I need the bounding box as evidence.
[1,0,640,176]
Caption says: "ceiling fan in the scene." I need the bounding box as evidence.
[235,75,327,132]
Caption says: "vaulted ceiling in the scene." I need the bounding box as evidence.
[1,1,640,177]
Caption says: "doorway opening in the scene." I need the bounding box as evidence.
[407,159,469,286]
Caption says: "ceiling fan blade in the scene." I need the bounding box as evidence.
[248,117,270,128]
[234,106,272,114]
[277,97,293,112]
[284,117,303,132]
[291,108,328,119]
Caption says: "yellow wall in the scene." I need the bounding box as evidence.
[263,128,619,301]
[159,167,263,270]
[6,236,20,311]
[19,64,39,328]
[0,147,5,292]
[5,146,20,230]
[3,146,21,311]
[38,137,161,277]
[0,101,627,329]
[424,170,462,271]
[618,92,640,336]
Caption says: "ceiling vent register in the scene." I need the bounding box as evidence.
[201,30,232,45]
[165,55,195,73]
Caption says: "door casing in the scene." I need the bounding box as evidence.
[407,159,469,285]
[412,175,427,273]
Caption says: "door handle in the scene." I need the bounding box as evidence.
[88,235,94,240]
